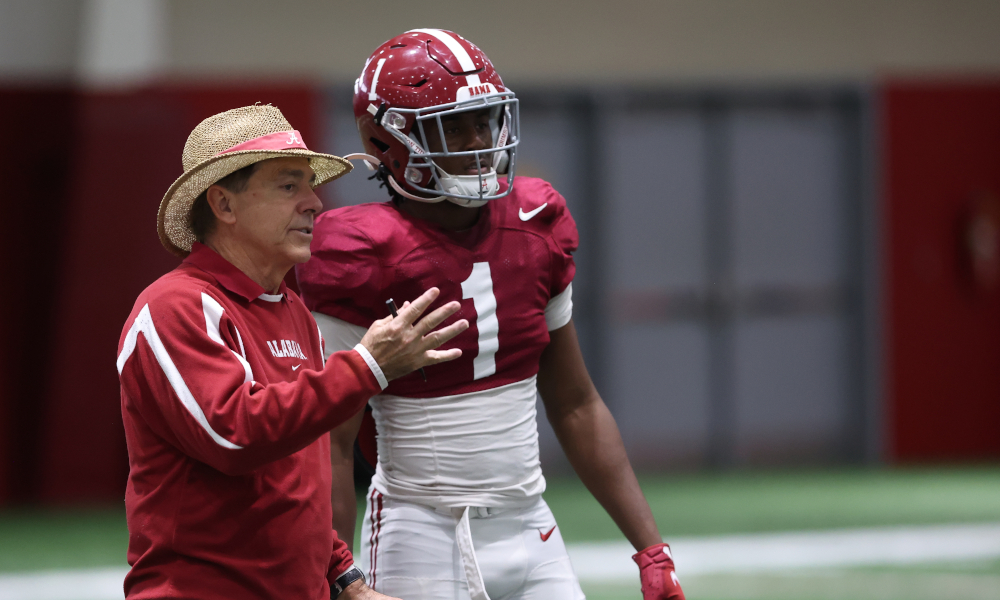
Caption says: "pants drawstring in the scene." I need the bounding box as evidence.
[454,506,491,600]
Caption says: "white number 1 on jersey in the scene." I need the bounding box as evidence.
[460,262,499,380]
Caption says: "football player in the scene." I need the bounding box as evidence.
[296,29,684,600]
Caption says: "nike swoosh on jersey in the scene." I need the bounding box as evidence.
[539,526,556,542]
[292,364,301,371]
[518,203,548,221]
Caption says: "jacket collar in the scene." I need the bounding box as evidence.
[184,242,287,302]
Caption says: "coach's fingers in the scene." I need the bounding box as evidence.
[420,319,468,350]
[422,348,463,365]
[398,288,440,325]
[414,301,463,336]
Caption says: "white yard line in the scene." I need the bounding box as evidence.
[0,567,127,600]
[568,522,1000,582]
[1,523,999,599]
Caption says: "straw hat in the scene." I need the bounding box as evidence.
[157,104,352,257]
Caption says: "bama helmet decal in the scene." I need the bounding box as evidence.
[456,82,499,102]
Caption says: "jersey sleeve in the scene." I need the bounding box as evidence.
[297,216,384,328]
[545,281,573,331]
[544,184,579,297]
[116,287,381,476]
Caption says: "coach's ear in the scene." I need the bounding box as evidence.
[206,185,237,226]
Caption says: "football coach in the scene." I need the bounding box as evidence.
[116,105,468,599]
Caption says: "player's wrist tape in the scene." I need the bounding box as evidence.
[353,344,388,390]
[331,565,365,599]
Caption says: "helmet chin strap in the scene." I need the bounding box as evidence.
[343,152,381,171]
[447,195,489,208]
[344,153,447,203]
[388,173,448,203]
[435,163,498,207]
[345,152,495,207]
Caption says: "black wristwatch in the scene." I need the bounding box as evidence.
[331,566,366,599]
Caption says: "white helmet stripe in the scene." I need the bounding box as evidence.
[407,29,482,87]
[369,58,386,102]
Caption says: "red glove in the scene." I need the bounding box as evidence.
[632,543,685,600]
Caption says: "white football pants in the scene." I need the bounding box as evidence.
[359,485,586,600]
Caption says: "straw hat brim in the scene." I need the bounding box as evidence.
[157,148,352,257]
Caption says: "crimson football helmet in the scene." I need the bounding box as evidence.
[350,29,519,207]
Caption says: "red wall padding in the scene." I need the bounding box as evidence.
[884,80,1000,461]
[0,89,76,504]
[0,85,323,504]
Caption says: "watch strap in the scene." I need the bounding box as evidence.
[331,565,365,599]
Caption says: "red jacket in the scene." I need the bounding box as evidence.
[117,243,382,599]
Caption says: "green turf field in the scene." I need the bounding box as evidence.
[583,559,1000,600]
[543,466,1000,541]
[2,467,999,599]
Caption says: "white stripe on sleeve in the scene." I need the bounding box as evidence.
[117,304,243,450]
[202,293,254,384]
[545,282,573,331]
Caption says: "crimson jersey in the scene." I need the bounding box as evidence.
[298,177,578,398]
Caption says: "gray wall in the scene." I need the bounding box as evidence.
[322,87,872,471]
[3,1,1000,84]
[0,0,81,80]
[169,0,1000,84]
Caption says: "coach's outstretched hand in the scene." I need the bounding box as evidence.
[633,543,685,600]
[360,287,468,382]
[339,579,400,600]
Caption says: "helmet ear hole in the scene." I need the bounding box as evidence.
[369,137,390,153]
